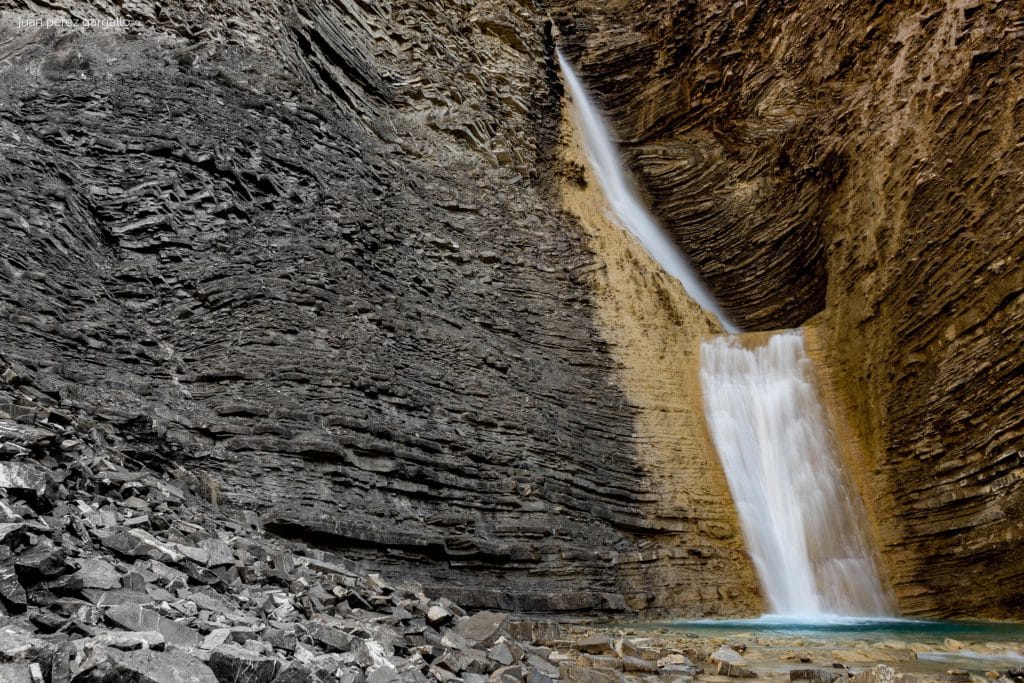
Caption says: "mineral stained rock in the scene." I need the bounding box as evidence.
[551,0,1024,617]
[0,0,758,616]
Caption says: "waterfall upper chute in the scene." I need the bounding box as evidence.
[699,331,895,617]
[557,50,739,334]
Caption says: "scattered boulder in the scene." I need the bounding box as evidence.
[711,646,757,678]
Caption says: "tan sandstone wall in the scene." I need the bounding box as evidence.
[559,105,762,616]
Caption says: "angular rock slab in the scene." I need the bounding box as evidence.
[105,603,200,647]
[98,648,218,683]
[208,644,281,683]
[454,611,509,649]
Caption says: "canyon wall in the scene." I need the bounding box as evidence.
[0,0,758,616]
[550,0,1024,617]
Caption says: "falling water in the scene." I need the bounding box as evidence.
[557,50,739,334]
[699,332,895,617]
[558,53,892,617]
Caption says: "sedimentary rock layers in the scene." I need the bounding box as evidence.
[551,0,1024,617]
[559,108,761,615]
[0,1,759,615]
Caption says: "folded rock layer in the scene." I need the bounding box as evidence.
[0,0,759,616]
[549,0,1024,617]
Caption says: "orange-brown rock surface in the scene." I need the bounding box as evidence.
[550,1,1024,617]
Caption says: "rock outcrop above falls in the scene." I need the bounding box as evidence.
[0,1,757,617]
[550,1,1024,617]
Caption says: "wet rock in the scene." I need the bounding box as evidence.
[208,644,281,683]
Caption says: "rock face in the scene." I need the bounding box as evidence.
[0,388,581,681]
[0,0,758,616]
[550,1,1024,616]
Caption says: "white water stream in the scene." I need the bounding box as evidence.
[699,332,894,616]
[558,50,739,334]
[559,52,894,617]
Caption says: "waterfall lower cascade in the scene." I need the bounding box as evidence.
[699,332,895,617]
[558,54,893,618]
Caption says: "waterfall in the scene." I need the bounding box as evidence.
[557,50,739,334]
[699,332,894,617]
[558,53,893,617]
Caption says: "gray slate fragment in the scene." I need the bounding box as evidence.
[0,567,27,612]
[98,647,219,683]
[454,611,509,649]
[198,538,235,567]
[208,644,281,683]
[14,539,65,581]
[60,558,121,590]
[105,603,200,647]
[102,529,180,563]
[0,662,33,683]
[74,629,165,652]
[305,620,355,653]
[0,462,51,499]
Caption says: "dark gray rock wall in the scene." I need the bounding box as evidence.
[0,1,757,615]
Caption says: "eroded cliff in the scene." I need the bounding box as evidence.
[0,0,758,616]
[551,0,1024,617]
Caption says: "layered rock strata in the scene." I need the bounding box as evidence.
[559,107,760,615]
[550,1,1024,617]
[0,0,758,616]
